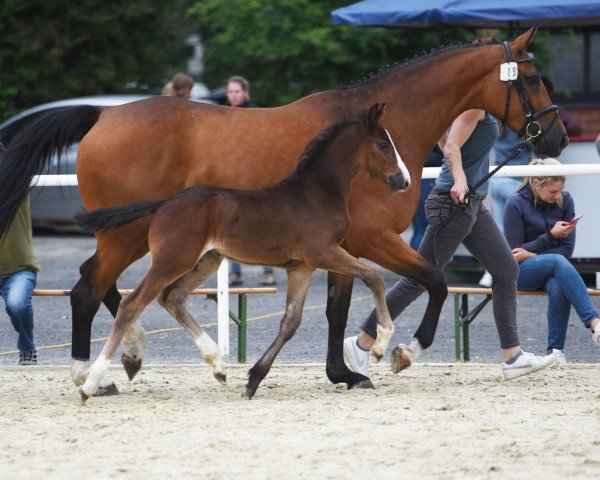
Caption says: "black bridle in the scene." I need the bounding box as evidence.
[430,42,561,266]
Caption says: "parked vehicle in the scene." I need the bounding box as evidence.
[0,95,214,230]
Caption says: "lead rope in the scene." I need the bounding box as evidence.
[431,135,535,266]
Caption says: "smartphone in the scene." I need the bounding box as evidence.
[567,214,583,226]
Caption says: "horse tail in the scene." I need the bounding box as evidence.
[75,200,165,234]
[0,105,102,236]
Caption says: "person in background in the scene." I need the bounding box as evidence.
[541,76,583,137]
[504,158,600,364]
[344,109,556,381]
[162,73,194,100]
[479,125,534,287]
[0,142,40,365]
[225,76,275,287]
[410,146,443,251]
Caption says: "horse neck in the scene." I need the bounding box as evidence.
[330,45,499,178]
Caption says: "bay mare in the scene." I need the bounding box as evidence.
[75,104,409,401]
[0,28,567,394]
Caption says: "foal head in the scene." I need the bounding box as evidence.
[353,103,410,193]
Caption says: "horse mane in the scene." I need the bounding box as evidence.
[336,38,501,91]
[292,117,356,175]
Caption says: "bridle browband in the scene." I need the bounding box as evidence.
[500,40,559,141]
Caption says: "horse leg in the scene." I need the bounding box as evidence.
[157,250,226,384]
[244,266,313,400]
[325,272,374,390]
[70,236,149,391]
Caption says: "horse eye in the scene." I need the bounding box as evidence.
[525,74,540,87]
[379,140,389,149]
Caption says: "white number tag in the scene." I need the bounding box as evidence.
[500,62,518,82]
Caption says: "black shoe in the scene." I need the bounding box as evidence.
[18,349,37,365]
[228,272,244,286]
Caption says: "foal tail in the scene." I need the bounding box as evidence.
[0,105,102,236]
[75,200,165,234]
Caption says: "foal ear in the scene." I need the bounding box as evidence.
[365,103,386,129]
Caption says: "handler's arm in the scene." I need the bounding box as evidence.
[439,109,484,204]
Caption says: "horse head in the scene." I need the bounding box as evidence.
[482,27,568,157]
[359,103,411,193]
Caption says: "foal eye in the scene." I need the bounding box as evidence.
[378,140,389,149]
[525,75,540,87]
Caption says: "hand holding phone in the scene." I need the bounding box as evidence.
[567,214,583,226]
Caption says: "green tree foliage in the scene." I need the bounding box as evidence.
[188,0,475,106]
[0,0,193,121]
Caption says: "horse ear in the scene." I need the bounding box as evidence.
[511,26,538,53]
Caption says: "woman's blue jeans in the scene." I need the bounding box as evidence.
[0,270,37,352]
[517,254,598,353]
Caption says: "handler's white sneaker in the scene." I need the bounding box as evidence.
[343,336,371,377]
[551,349,566,365]
[591,320,600,345]
[502,351,556,380]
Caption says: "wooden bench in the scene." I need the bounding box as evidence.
[32,287,277,363]
[448,287,600,361]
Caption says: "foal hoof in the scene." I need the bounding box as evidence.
[213,372,227,385]
[348,378,375,390]
[79,388,90,405]
[121,353,142,381]
[93,382,120,397]
[391,345,412,374]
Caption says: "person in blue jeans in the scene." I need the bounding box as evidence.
[0,142,40,365]
[479,125,534,287]
[504,158,600,363]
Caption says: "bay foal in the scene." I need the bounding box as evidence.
[76,103,410,402]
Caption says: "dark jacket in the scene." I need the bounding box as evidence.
[504,184,576,259]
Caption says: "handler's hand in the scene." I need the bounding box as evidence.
[550,220,575,239]
[450,177,469,204]
[512,247,536,263]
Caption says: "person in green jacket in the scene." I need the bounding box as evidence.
[0,142,40,365]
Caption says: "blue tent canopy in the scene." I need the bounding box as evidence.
[331,0,600,28]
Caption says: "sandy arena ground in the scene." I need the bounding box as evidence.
[1,362,599,479]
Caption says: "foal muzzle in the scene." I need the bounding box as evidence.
[389,172,410,192]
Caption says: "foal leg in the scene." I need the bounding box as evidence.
[244,267,313,400]
[157,250,226,383]
[316,247,394,362]
[79,274,168,403]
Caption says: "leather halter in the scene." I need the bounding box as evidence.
[500,41,559,141]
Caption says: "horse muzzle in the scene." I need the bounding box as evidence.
[389,172,410,192]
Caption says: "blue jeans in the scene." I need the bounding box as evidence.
[517,254,598,353]
[410,179,435,250]
[0,270,37,352]
[489,177,521,234]
[230,262,273,275]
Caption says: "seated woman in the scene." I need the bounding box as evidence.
[504,158,600,363]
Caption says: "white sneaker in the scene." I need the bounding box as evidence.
[591,320,600,345]
[478,271,493,288]
[551,348,566,365]
[343,336,372,377]
[502,351,557,380]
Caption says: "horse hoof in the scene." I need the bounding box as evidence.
[242,386,256,400]
[121,353,142,381]
[391,345,412,374]
[348,378,375,390]
[93,382,120,397]
[79,388,90,404]
[372,352,383,363]
[213,372,227,385]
